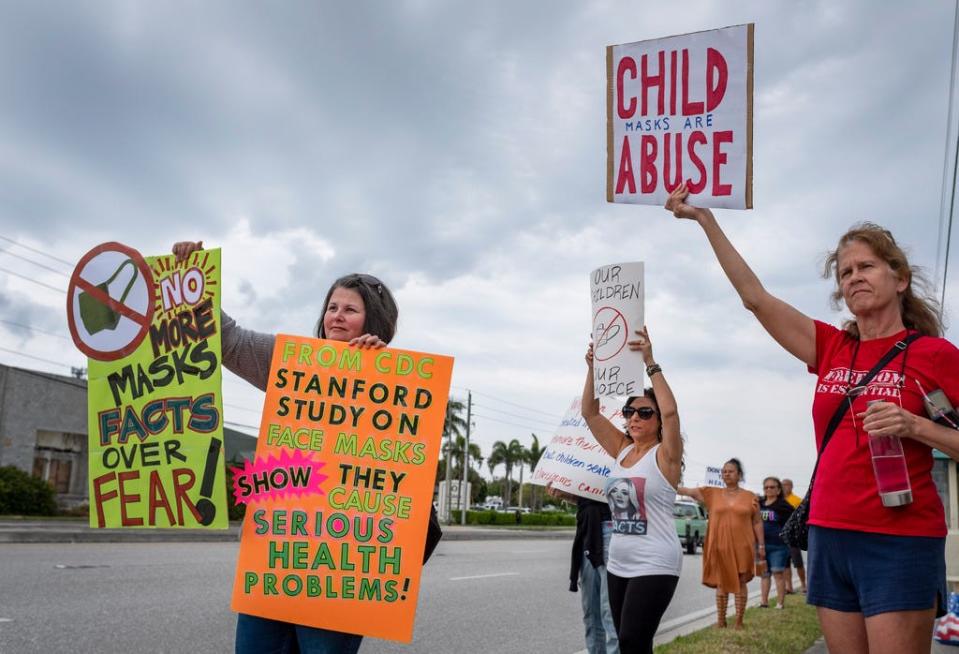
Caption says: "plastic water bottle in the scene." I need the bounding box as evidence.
[866,400,913,507]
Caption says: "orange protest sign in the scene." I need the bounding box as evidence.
[230,335,453,643]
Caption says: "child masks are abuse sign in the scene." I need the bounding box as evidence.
[606,24,754,209]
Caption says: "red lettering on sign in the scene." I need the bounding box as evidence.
[712,130,733,196]
[640,135,658,193]
[641,51,665,116]
[617,57,637,119]
[616,136,636,194]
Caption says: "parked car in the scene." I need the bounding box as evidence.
[673,499,707,554]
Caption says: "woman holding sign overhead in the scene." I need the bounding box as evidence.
[582,326,684,654]
[172,240,434,654]
[665,184,959,654]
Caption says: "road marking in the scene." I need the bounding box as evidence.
[0,618,12,623]
[450,572,520,581]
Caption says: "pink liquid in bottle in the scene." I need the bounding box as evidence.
[866,401,913,507]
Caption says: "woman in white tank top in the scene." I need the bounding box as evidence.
[582,326,684,654]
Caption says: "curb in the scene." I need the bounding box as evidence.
[0,521,574,544]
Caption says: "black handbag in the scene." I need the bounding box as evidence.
[780,332,920,550]
[422,505,443,563]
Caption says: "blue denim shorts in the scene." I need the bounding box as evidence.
[807,525,946,618]
[764,542,790,575]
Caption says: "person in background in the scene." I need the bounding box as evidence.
[758,477,795,609]
[781,478,806,594]
[666,184,959,652]
[548,483,619,654]
[679,459,763,630]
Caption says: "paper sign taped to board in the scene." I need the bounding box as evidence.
[606,23,754,209]
[530,397,619,502]
[591,262,644,399]
[231,335,454,643]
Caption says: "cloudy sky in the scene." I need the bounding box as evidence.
[2,1,958,494]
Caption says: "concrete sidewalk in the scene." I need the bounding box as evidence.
[0,518,574,543]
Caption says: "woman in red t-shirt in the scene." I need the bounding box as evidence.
[665,182,959,654]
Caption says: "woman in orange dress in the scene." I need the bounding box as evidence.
[679,458,763,629]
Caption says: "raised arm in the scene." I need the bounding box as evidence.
[581,345,629,459]
[630,326,682,487]
[676,485,704,503]
[665,183,817,368]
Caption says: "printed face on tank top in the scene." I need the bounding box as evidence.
[605,476,648,535]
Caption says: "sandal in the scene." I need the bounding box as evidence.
[759,603,769,608]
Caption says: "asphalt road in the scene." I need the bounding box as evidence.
[0,539,721,653]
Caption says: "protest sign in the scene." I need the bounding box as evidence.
[73,244,227,529]
[606,23,754,209]
[705,465,724,488]
[230,336,453,643]
[591,262,644,399]
[531,397,619,502]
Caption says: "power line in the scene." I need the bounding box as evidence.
[471,412,553,434]
[0,266,66,293]
[0,346,75,369]
[452,386,561,419]
[0,319,71,341]
[0,234,73,266]
[0,248,71,278]
[224,420,261,432]
[471,403,559,429]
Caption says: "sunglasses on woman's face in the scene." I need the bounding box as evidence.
[764,485,778,490]
[623,406,657,420]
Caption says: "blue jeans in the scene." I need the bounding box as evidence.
[235,613,363,654]
[581,521,619,654]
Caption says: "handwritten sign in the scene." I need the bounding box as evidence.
[591,262,644,399]
[606,23,754,209]
[531,397,619,501]
[705,465,724,488]
[231,336,453,643]
[79,246,227,529]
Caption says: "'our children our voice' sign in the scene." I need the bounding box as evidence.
[606,23,754,209]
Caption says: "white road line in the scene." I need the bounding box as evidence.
[450,572,520,581]
[0,618,12,623]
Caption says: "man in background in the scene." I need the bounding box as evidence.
[781,478,807,594]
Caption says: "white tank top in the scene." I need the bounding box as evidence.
[605,443,682,578]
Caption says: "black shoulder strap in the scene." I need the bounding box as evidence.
[809,331,921,482]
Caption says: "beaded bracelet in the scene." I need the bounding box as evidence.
[646,363,662,377]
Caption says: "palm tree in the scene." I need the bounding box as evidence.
[488,438,525,506]
[525,434,545,510]
[443,399,468,441]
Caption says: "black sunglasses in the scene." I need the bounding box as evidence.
[623,406,657,420]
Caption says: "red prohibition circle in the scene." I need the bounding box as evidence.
[593,306,628,362]
[66,241,157,362]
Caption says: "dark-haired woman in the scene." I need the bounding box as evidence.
[666,184,959,653]
[582,326,683,654]
[679,459,762,629]
[173,241,398,654]
[757,476,794,610]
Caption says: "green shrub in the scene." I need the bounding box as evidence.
[0,466,58,516]
[448,509,575,526]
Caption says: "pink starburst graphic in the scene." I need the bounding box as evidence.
[230,449,329,505]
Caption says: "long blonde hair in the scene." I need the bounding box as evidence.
[822,222,942,338]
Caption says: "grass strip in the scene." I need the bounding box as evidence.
[656,596,821,654]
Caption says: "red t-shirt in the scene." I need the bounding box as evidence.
[809,320,959,537]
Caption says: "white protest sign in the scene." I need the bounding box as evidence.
[531,397,620,502]
[591,262,644,399]
[606,23,754,209]
[705,465,724,488]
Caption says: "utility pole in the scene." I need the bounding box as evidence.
[460,391,472,526]
[443,401,453,525]
[937,0,959,315]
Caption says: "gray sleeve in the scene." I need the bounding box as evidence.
[221,310,275,392]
